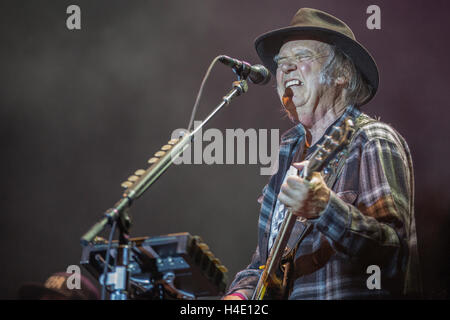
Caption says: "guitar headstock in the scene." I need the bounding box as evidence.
[303,118,354,180]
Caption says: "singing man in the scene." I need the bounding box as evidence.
[223,8,421,300]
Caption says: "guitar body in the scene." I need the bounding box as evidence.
[261,263,290,300]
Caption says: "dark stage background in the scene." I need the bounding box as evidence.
[1,0,449,299]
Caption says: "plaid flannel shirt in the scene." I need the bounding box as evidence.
[226,105,421,299]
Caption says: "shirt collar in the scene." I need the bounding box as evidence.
[280,105,360,146]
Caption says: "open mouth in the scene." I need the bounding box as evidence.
[284,79,303,89]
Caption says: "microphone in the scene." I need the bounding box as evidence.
[218,55,271,85]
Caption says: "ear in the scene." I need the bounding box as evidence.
[335,76,347,86]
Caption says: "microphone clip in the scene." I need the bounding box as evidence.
[218,55,271,85]
[231,61,252,80]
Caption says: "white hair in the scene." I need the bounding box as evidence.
[319,45,373,106]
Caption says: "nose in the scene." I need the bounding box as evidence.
[279,60,297,74]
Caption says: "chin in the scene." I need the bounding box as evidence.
[287,104,311,128]
[297,112,315,128]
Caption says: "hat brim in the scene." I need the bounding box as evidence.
[255,26,379,105]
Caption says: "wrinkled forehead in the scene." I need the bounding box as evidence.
[277,38,331,56]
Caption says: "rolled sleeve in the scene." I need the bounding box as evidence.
[315,192,352,246]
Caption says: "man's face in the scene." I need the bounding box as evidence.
[276,39,331,127]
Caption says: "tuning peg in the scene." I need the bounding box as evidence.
[161,144,172,151]
[168,138,179,145]
[325,135,339,147]
[331,125,343,133]
[148,157,159,164]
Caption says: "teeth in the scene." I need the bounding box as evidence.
[285,79,302,88]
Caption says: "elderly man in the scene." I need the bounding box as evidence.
[224,8,421,300]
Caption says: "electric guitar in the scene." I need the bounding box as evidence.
[252,118,355,300]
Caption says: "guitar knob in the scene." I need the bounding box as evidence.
[217,265,228,273]
[148,157,159,164]
[127,175,139,182]
[203,250,214,258]
[134,169,146,176]
[198,243,210,251]
[121,181,133,189]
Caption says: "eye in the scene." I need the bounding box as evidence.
[274,57,286,67]
[296,54,312,61]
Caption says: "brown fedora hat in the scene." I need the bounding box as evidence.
[255,8,379,104]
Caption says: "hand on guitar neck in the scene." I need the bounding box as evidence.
[277,161,331,220]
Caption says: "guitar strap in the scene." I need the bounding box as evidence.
[325,113,375,188]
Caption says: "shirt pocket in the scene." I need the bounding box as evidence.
[336,190,358,205]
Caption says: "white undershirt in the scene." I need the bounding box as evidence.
[268,165,299,253]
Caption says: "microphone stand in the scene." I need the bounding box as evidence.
[80,79,249,300]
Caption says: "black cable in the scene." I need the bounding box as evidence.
[187,55,222,132]
[101,220,117,300]
[97,56,228,300]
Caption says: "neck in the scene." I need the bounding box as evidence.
[305,104,347,146]
[303,87,348,146]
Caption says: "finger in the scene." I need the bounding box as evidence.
[309,172,324,190]
[280,182,302,200]
[292,160,309,172]
[277,191,299,209]
[310,171,323,182]
[285,176,307,191]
